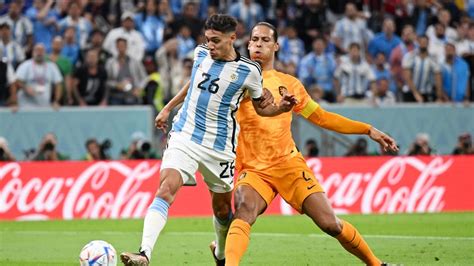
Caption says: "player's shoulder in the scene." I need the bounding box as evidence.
[238,55,262,76]
[197,43,209,50]
[274,70,300,85]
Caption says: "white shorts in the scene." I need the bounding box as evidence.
[161,132,235,193]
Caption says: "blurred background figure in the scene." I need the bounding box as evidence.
[0,136,16,161]
[72,48,108,106]
[440,43,470,103]
[305,139,319,157]
[345,137,369,156]
[82,138,111,160]
[452,133,474,155]
[31,133,69,161]
[408,133,433,156]
[121,131,158,160]
[15,43,63,109]
[366,77,396,106]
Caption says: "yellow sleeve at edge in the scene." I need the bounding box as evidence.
[300,100,372,134]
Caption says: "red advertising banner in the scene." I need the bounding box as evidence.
[0,156,473,221]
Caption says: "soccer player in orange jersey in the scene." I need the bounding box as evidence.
[224,22,399,266]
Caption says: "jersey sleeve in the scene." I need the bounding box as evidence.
[194,44,209,61]
[246,65,263,100]
[288,75,311,114]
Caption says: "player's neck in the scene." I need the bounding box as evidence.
[261,58,275,71]
[221,48,237,61]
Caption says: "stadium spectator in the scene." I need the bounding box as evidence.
[83,0,112,33]
[410,0,434,36]
[49,36,73,105]
[134,0,166,56]
[61,27,80,66]
[31,133,69,161]
[298,37,337,103]
[0,0,33,53]
[155,38,183,100]
[229,0,264,33]
[345,137,369,156]
[294,0,328,49]
[105,38,146,105]
[384,0,412,36]
[372,52,395,93]
[402,35,443,103]
[426,9,458,43]
[171,2,203,41]
[103,11,146,62]
[332,2,371,54]
[455,21,474,56]
[0,136,15,161]
[366,77,396,106]
[176,24,195,60]
[81,30,111,66]
[73,49,108,106]
[428,23,449,63]
[368,17,401,60]
[0,23,25,69]
[440,43,470,103]
[25,0,58,52]
[141,56,164,112]
[233,19,250,57]
[57,1,92,48]
[408,133,433,156]
[0,55,16,108]
[305,138,319,157]
[452,132,474,155]
[277,24,305,66]
[390,25,417,95]
[15,43,63,109]
[334,42,376,104]
[83,138,110,160]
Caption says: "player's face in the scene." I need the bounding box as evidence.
[205,29,236,60]
[248,25,279,65]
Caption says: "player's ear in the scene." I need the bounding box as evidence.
[229,32,237,42]
[274,41,280,52]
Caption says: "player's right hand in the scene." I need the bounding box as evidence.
[278,93,298,112]
[259,88,274,109]
[155,109,170,133]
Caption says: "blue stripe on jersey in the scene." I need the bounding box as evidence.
[173,50,207,132]
[191,61,226,144]
[213,64,251,151]
[415,59,425,91]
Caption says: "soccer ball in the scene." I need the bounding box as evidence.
[79,240,117,266]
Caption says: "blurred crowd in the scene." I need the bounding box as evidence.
[303,131,474,157]
[0,0,472,111]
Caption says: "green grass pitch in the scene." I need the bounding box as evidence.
[1,212,473,265]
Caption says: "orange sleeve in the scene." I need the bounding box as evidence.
[287,76,311,114]
[302,100,372,134]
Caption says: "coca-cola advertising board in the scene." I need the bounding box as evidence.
[0,156,473,221]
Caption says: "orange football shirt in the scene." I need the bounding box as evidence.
[236,69,310,172]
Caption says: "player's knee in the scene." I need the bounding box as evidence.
[155,184,176,205]
[319,219,342,236]
[234,201,258,225]
[213,205,232,221]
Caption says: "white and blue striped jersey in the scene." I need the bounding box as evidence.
[172,44,263,157]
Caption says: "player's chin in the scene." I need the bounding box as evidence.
[251,57,264,65]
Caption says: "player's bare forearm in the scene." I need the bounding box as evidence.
[162,80,190,112]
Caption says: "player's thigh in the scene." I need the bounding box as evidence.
[161,133,199,186]
[275,155,324,213]
[302,192,341,236]
[235,171,276,215]
[198,152,236,193]
[233,182,268,225]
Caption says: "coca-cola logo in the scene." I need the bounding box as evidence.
[306,157,451,214]
[0,161,160,220]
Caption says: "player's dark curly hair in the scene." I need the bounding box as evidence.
[204,14,237,33]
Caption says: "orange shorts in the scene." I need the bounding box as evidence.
[236,153,324,213]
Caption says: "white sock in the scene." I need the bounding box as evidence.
[140,197,170,260]
[213,214,232,260]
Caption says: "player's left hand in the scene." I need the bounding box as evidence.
[278,93,298,112]
[259,88,274,109]
[368,127,399,153]
[155,108,170,133]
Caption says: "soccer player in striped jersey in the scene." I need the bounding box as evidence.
[120,15,296,266]
[224,22,398,266]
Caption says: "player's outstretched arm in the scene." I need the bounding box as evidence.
[252,93,298,117]
[300,99,399,153]
[155,80,190,132]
